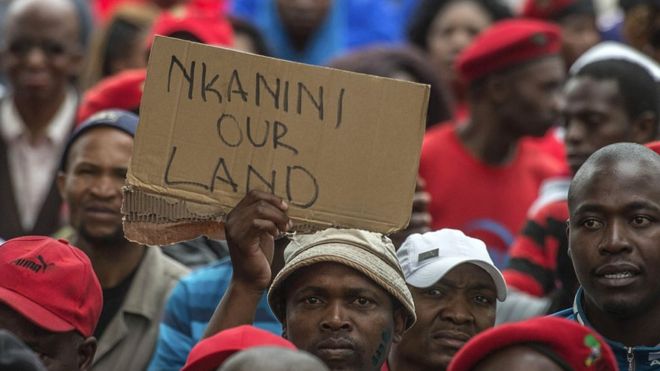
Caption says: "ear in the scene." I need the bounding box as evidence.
[78,337,97,371]
[57,171,67,201]
[630,111,658,143]
[566,219,573,260]
[281,318,288,339]
[391,308,407,344]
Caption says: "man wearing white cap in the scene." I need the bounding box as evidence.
[387,229,507,371]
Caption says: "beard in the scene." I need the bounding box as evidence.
[78,222,127,248]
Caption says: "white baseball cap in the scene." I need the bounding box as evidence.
[397,229,507,301]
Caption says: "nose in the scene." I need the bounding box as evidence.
[320,302,353,332]
[440,294,474,325]
[599,219,633,255]
[24,47,47,68]
[564,118,586,146]
[90,175,121,199]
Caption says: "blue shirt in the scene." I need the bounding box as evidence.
[229,0,406,65]
[555,288,660,371]
[147,259,281,371]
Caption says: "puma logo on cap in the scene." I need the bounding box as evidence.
[13,255,54,273]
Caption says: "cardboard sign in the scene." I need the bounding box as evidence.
[123,36,429,245]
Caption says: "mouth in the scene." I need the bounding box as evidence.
[594,263,641,287]
[315,337,356,360]
[566,153,589,169]
[431,331,471,350]
[83,205,120,219]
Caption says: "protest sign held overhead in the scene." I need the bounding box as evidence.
[123,36,429,245]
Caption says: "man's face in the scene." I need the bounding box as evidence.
[500,57,565,138]
[394,264,497,370]
[0,303,83,371]
[58,128,133,247]
[283,262,405,371]
[427,0,492,85]
[569,159,660,318]
[559,14,601,67]
[564,77,631,175]
[2,2,81,104]
[276,0,332,38]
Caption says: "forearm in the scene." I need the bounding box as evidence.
[202,280,264,338]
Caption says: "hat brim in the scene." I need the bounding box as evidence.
[0,287,75,333]
[268,243,416,329]
[406,258,508,301]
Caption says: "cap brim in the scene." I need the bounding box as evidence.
[269,243,417,329]
[406,258,508,301]
[0,287,75,333]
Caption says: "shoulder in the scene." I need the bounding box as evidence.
[526,178,570,217]
[420,124,458,167]
[147,246,191,283]
[422,123,454,149]
[552,307,576,320]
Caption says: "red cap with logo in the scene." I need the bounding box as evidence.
[182,325,296,371]
[0,237,102,338]
[457,19,562,84]
[448,316,617,371]
[77,68,146,124]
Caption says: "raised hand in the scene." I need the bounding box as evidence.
[225,190,292,290]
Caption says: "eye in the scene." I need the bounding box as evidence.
[425,288,443,297]
[581,218,603,230]
[303,296,321,305]
[631,215,653,227]
[42,40,66,56]
[8,40,32,56]
[353,297,373,307]
[474,295,493,306]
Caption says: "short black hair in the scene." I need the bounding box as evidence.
[574,59,659,135]
[408,0,512,51]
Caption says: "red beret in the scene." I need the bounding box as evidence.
[447,317,617,371]
[77,69,146,125]
[646,140,660,154]
[457,19,562,83]
[148,4,233,47]
[181,325,296,371]
[522,0,595,20]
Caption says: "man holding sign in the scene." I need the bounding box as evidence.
[201,190,415,371]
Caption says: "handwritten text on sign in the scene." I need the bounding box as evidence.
[127,36,428,234]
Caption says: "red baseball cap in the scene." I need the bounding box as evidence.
[77,68,146,125]
[448,316,617,371]
[182,325,296,371]
[0,237,102,338]
[148,4,233,48]
[646,140,660,154]
[522,0,595,20]
[457,19,562,83]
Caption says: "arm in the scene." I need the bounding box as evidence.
[203,190,291,338]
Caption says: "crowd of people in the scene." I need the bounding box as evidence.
[0,0,659,370]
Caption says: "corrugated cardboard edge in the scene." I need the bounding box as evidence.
[122,185,337,245]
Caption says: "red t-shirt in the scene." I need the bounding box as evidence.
[418,124,564,267]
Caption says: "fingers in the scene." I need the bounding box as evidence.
[225,190,293,249]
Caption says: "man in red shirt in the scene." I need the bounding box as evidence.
[419,19,566,267]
